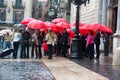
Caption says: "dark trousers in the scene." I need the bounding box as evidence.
[95,43,100,58]
[48,44,52,59]
[38,44,42,58]
[20,41,29,58]
[104,43,109,56]
[56,42,62,55]
[20,42,26,59]
[13,42,19,58]
[87,44,94,60]
[62,43,67,57]
[25,42,29,58]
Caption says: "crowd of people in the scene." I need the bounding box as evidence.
[0,28,111,60]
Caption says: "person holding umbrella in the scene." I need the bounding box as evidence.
[94,30,101,59]
[45,29,54,59]
[86,30,94,60]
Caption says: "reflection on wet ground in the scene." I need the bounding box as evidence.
[70,54,120,80]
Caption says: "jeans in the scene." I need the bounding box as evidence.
[3,41,11,50]
[13,42,19,58]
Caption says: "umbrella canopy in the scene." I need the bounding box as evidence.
[21,18,36,25]
[13,24,25,27]
[44,22,58,32]
[0,29,13,34]
[52,18,68,24]
[27,20,45,29]
[70,21,85,28]
[79,24,96,36]
[67,29,75,38]
[100,26,113,34]
[93,24,113,34]
[56,22,70,32]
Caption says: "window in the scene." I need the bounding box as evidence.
[13,11,24,24]
[0,10,6,21]
[0,0,4,5]
[16,0,22,6]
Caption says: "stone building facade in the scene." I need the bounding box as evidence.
[70,0,99,23]
[0,0,38,28]
[70,0,120,52]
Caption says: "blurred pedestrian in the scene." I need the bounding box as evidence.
[94,30,101,59]
[86,31,94,60]
[61,28,68,57]
[3,32,12,50]
[45,29,53,59]
[103,33,110,56]
[12,29,21,59]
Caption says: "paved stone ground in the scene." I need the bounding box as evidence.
[70,53,120,80]
[0,61,56,80]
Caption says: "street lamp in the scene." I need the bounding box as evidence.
[70,0,89,58]
[47,1,65,21]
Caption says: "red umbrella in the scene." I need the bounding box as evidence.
[20,18,36,25]
[56,22,70,32]
[52,18,68,24]
[42,42,48,52]
[79,24,96,36]
[67,29,75,38]
[70,21,85,28]
[100,26,113,34]
[27,20,45,29]
[93,24,113,34]
[44,22,58,32]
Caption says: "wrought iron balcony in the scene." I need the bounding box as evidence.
[12,1,25,9]
[0,1,7,8]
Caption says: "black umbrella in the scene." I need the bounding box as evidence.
[0,49,14,58]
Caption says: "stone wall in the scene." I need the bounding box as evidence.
[70,0,99,24]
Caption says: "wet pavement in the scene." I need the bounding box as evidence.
[70,54,120,80]
[0,61,55,80]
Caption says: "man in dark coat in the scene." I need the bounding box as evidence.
[103,33,110,56]
[20,29,31,59]
[62,29,68,57]
[94,31,101,59]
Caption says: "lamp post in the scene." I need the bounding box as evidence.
[70,0,89,58]
[47,1,65,21]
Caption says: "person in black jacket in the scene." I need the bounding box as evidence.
[94,30,101,59]
[61,28,68,57]
[103,33,110,56]
[20,29,31,59]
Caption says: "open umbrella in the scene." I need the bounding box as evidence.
[93,24,113,34]
[27,20,45,29]
[70,21,85,28]
[52,18,68,24]
[21,18,36,25]
[100,26,113,34]
[44,22,58,32]
[56,22,70,32]
[67,29,75,38]
[79,24,96,36]
[0,29,12,34]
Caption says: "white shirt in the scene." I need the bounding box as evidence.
[13,32,21,42]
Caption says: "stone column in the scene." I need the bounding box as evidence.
[101,0,108,25]
[100,0,108,51]
[113,0,120,53]
[107,0,113,27]
[98,0,103,24]
[116,0,120,33]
